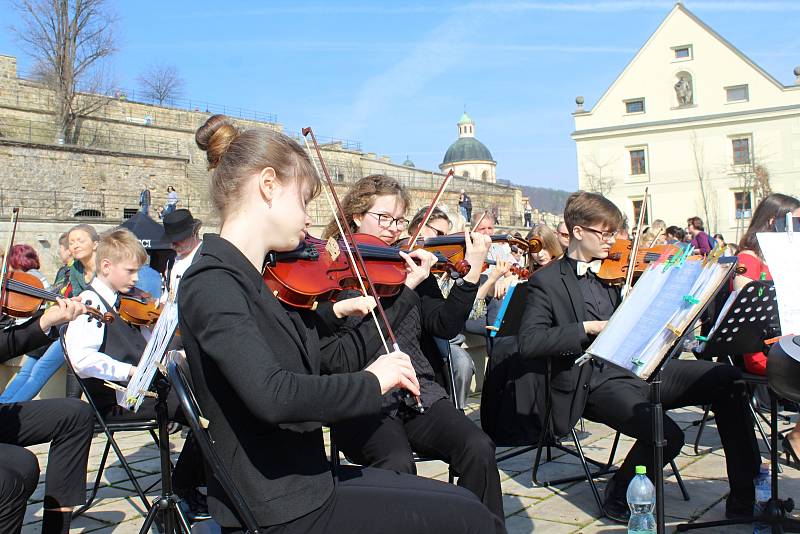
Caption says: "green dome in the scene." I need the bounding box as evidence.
[402,155,415,167]
[457,111,474,125]
[442,137,494,165]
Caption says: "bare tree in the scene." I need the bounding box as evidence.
[11,0,117,143]
[580,153,617,196]
[731,147,773,242]
[690,133,714,233]
[137,64,185,106]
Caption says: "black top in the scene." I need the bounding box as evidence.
[178,234,417,527]
[517,256,620,437]
[564,257,615,322]
[331,274,479,412]
[0,312,54,364]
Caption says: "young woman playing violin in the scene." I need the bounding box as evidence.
[321,175,505,522]
[732,193,800,466]
[178,116,504,534]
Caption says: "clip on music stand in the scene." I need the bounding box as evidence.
[676,280,798,532]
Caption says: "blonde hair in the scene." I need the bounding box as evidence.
[526,224,563,268]
[96,228,147,271]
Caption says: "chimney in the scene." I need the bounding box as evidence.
[575,96,585,112]
[795,66,800,85]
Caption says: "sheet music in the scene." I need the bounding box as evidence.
[585,258,734,380]
[119,294,180,411]
[758,232,800,335]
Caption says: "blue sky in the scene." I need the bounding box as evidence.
[2,1,799,191]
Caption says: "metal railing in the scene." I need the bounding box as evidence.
[0,189,213,222]
[0,116,190,158]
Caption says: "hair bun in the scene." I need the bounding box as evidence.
[196,114,239,169]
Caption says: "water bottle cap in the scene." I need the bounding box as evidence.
[635,465,647,475]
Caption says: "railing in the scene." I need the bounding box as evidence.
[14,75,279,124]
[0,117,190,158]
[0,189,213,222]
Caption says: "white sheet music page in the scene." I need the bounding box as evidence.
[118,294,180,411]
[757,232,800,335]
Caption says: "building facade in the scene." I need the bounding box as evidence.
[440,112,497,183]
[572,3,800,241]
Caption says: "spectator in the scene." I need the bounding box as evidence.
[52,233,72,294]
[650,219,667,245]
[713,234,735,256]
[458,189,472,222]
[139,186,151,215]
[163,185,179,216]
[687,216,713,256]
[556,221,570,252]
[523,199,533,228]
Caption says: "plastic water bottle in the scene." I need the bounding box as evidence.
[753,462,771,534]
[627,465,656,534]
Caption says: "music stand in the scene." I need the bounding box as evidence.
[676,280,797,532]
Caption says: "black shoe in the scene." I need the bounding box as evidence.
[603,494,631,524]
[725,493,755,519]
[175,487,211,522]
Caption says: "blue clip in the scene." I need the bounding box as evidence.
[695,335,708,342]
[683,295,700,305]
[631,358,644,367]
[674,244,692,268]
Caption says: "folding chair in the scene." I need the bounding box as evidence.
[168,351,261,533]
[59,325,160,518]
[530,357,689,517]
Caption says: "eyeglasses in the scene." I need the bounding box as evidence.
[558,231,570,239]
[425,223,446,237]
[580,226,618,241]
[367,212,409,231]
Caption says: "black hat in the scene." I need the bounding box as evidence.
[163,209,200,242]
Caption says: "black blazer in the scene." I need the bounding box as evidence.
[178,234,417,527]
[517,256,620,437]
[0,313,54,364]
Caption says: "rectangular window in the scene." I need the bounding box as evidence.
[674,46,691,59]
[732,138,751,165]
[625,99,645,113]
[630,149,646,175]
[632,199,651,226]
[734,191,752,219]
[726,84,749,102]
[123,208,138,219]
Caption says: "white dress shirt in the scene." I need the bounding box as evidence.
[160,240,202,305]
[65,277,150,381]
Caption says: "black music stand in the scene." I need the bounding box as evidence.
[676,281,799,532]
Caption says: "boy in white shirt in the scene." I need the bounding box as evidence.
[65,228,207,519]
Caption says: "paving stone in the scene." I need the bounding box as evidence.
[504,515,575,533]
[503,495,538,517]
[520,480,606,525]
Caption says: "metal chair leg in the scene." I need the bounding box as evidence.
[692,405,712,455]
[571,428,606,517]
[671,460,690,501]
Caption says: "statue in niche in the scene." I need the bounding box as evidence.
[674,75,693,106]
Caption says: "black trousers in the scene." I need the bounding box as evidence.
[0,398,94,534]
[583,359,761,500]
[223,466,505,534]
[333,398,504,520]
[91,385,205,491]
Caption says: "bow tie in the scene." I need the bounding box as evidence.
[576,259,601,277]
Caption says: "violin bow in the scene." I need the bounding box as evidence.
[302,128,423,410]
[0,208,20,307]
[621,187,648,300]
[404,169,454,252]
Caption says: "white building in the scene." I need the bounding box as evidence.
[572,2,800,241]
[440,112,497,183]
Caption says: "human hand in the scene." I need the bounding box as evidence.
[488,260,511,283]
[365,350,420,396]
[494,275,518,300]
[583,320,608,336]
[333,296,377,318]
[463,231,491,283]
[39,297,87,332]
[401,249,437,290]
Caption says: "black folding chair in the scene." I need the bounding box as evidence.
[167,351,261,533]
[59,325,160,518]
[530,357,689,518]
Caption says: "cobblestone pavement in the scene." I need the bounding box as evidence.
[22,398,800,533]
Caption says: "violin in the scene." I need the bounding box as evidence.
[397,233,541,275]
[597,239,684,285]
[1,271,113,324]
[118,289,162,326]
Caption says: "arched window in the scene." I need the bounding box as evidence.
[74,209,102,218]
[481,170,489,181]
[462,170,470,178]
